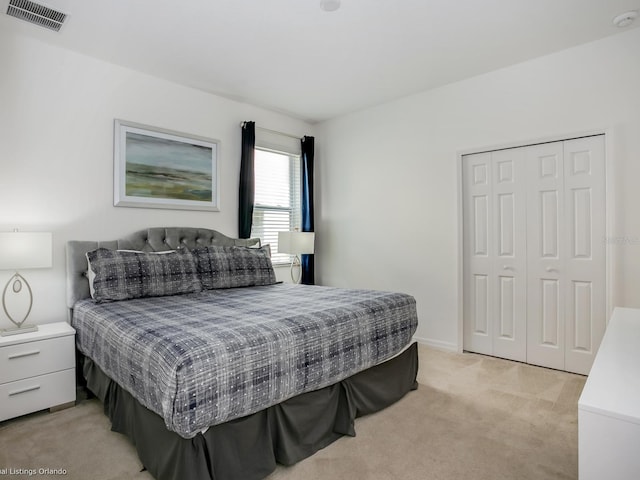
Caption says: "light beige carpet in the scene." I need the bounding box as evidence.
[0,345,585,479]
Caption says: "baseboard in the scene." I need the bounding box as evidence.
[412,335,459,352]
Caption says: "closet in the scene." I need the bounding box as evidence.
[462,135,605,375]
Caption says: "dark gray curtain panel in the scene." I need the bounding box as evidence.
[238,121,256,239]
[301,135,315,285]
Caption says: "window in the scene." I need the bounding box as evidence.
[251,148,301,265]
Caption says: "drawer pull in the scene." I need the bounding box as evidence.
[8,349,41,360]
[9,385,41,396]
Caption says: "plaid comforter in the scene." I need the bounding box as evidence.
[72,283,418,438]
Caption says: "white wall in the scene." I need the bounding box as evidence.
[316,28,640,350]
[0,30,314,329]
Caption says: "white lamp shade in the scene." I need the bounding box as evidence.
[0,232,53,270]
[278,231,315,255]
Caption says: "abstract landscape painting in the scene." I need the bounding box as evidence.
[114,120,220,211]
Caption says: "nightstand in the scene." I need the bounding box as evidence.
[0,322,76,422]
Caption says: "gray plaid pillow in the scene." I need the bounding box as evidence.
[86,248,202,302]
[193,245,276,289]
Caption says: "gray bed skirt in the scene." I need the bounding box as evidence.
[80,342,419,480]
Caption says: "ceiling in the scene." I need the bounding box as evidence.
[2,0,639,123]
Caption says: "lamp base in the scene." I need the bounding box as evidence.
[0,324,39,336]
[289,255,302,284]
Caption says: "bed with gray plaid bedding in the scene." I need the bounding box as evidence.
[72,283,418,439]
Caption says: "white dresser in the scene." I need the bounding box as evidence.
[0,322,76,421]
[578,307,640,480]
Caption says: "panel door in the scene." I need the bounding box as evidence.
[491,148,527,362]
[464,135,606,374]
[526,142,566,370]
[562,136,606,375]
[463,152,493,355]
[463,148,527,361]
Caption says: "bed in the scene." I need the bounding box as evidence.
[66,227,419,480]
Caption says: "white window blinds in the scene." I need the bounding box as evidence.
[251,147,301,265]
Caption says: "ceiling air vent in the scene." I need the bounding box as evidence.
[6,0,67,32]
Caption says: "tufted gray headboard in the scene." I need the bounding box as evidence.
[66,227,260,309]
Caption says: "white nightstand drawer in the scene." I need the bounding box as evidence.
[0,368,75,421]
[0,335,75,384]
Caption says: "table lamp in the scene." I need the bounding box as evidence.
[0,231,53,336]
[278,231,315,284]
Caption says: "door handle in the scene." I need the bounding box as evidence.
[502,265,514,271]
[545,267,559,273]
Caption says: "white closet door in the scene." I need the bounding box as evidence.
[463,152,493,355]
[463,149,527,362]
[491,148,527,362]
[526,142,566,370]
[463,135,605,374]
[562,136,606,375]
[526,136,606,374]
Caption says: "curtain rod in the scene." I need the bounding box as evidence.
[240,122,305,141]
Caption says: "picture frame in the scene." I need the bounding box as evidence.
[114,119,220,211]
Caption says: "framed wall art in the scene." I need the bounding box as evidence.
[114,119,220,211]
